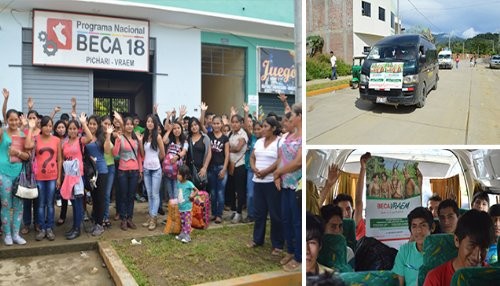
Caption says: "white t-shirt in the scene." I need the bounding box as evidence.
[229,128,248,168]
[252,137,280,183]
[330,55,337,67]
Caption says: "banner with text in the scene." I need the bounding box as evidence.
[258,47,296,94]
[33,10,149,72]
[365,156,423,249]
[368,62,403,89]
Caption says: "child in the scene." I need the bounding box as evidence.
[176,165,199,243]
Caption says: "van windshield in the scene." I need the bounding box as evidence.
[439,54,451,59]
[367,45,418,62]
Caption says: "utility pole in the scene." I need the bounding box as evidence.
[294,0,301,103]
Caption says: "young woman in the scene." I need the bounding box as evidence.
[85,115,112,236]
[186,117,211,191]
[248,116,283,254]
[244,120,263,223]
[207,115,229,224]
[141,114,165,230]
[274,103,302,272]
[0,110,30,245]
[112,112,144,231]
[227,114,248,223]
[162,121,188,203]
[112,115,122,221]
[59,114,93,240]
[101,116,115,227]
[53,120,70,226]
[25,116,62,241]
[21,110,41,235]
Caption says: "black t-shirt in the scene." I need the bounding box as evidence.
[208,132,228,166]
[190,137,205,169]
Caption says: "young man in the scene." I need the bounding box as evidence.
[320,205,355,262]
[329,51,337,80]
[423,209,495,286]
[306,212,333,275]
[392,207,434,286]
[471,191,489,212]
[486,204,500,264]
[427,195,442,218]
[437,199,459,234]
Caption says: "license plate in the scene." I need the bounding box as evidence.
[376,96,387,103]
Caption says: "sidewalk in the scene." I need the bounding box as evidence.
[306,75,352,87]
[306,75,352,97]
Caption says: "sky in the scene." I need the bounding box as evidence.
[398,0,500,38]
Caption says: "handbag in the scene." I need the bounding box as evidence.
[14,152,39,199]
[188,137,208,189]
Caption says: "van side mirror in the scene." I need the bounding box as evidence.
[419,54,426,63]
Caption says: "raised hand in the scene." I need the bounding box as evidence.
[20,114,28,127]
[230,106,237,117]
[360,152,371,169]
[242,103,249,114]
[326,164,340,185]
[71,97,77,108]
[54,106,61,113]
[278,93,287,103]
[153,103,158,114]
[164,122,172,133]
[179,105,187,117]
[27,97,34,110]
[135,132,144,142]
[200,102,208,111]
[2,88,9,100]
[79,112,87,125]
[171,108,177,117]
[71,110,77,119]
[221,114,229,125]
[106,125,114,135]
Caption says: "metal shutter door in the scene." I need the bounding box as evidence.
[22,43,93,116]
[258,94,295,118]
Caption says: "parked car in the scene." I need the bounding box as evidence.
[490,55,500,69]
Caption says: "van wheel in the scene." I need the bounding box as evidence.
[416,85,426,108]
[432,78,438,91]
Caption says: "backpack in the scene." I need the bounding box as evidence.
[163,143,183,179]
[354,236,398,271]
[80,139,98,190]
[164,202,181,235]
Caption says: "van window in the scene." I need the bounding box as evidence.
[438,53,451,59]
[367,45,417,61]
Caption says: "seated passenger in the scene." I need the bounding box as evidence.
[423,209,495,286]
[471,191,489,212]
[427,195,442,218]
[306,212,333,275]
[392,207,433,286]
[437,199,459,234]
[320,204,355,262]
[486,204,500,264]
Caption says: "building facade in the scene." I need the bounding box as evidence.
[307,0,398,62]
[0,0,295,119]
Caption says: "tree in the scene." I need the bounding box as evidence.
[306,35,324,57]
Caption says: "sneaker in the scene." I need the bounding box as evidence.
[68,200,72,206]
[36,229,46,241]
[283,259,301,272]
[91,224,105,236]
[4,234,13,246]
[148,217,157,231]
[230,212,236,220]
[175,233,186,241]
[231,213,241,224]
[56,199,62,207]
[12,234,27,245]
[215,217,222,224]
[46,229,55,241]
[120,220,128,231]
[242,216,255,223]
[157,208,165,215]
[280,253,294,265]
[126,219,137,229]
[20,225,29,235]
[83,213,90,222]
[142,217,151,228]
[181,234,191,243]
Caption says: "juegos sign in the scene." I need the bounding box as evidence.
[33,10,149,72]
[259,47,296,94]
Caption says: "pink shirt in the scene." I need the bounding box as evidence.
[62,137,84,176]
[34,135,60,181]
[113,135,143,172]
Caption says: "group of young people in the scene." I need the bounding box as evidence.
[306,152,500,285]
[0,89,302,271]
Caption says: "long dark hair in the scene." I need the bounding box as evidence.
[143,114,159,151]
[188,117,202,137]
[169,121,186,146]
[88,115,104,152]
[123,117,139,142]
[53,119,68,139]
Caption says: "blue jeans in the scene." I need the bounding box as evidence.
[23,197,39,227]
[208,165,227,217]
[103,164,115,221]
[164,177,178,202]
[117,169,139,220]
[144,168,162,217]
[36,179,57,230]
[246,169,255,219]
[253,182,283,249]
[281,187,301,262]
[331,66,337,79]
[71,196,84,230]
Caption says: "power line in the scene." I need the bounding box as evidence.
[406,0,441,32]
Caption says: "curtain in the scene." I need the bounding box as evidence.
[306,180,320,216]
[430,174,461,207]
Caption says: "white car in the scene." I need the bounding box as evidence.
[490,55,500,69]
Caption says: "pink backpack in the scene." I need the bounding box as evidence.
[163,143,183,179]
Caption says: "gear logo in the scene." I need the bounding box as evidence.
[39,18,72,56]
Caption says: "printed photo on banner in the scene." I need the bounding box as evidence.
[365,156,423,249]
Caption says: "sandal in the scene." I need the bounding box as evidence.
[271,248,283,256]
[21,225,29,235]
[280,253,294,265]
[56,218,65,226]
[283,259,301,272]
[215,217,222,224]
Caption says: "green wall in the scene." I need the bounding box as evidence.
[121,0,294,23]
[201,32,293,100]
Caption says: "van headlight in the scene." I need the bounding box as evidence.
[360,74,369,84]
[403,74,419,84]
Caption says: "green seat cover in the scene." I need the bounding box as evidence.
[339,270,399,286]
[451,267,500,286]
[417,234,457,286]
[318,234,353,273]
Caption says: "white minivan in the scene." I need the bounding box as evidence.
[438,50,453,69]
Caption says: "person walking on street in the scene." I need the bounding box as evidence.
[455,56,460,69]
[330,51,337,80]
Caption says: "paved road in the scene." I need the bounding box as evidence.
[307,63,500,145]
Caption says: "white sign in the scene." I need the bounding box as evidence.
[368,62,404,90]
[33,10,149,72]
